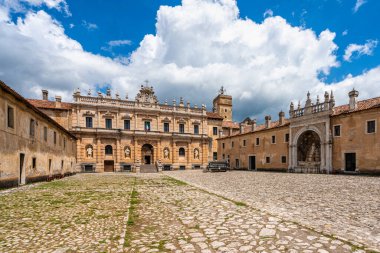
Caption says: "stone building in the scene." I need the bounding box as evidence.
[218,90,380,174]
[0,81,77,188]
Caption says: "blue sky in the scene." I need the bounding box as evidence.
[1,0,379,121]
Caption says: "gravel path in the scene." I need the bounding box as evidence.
[165,170,380,251]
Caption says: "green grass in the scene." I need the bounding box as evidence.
[163,177,188,186]
[124,179,139,247]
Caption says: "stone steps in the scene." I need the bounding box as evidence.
[140,164,158,173]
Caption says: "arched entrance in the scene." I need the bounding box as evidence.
[297,130,321,172]
[141,144,154,165]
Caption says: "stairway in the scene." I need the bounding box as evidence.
[140,164,158,173]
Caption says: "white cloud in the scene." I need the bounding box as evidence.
[69,23,74,28]
[0,0,380,121]
[108,40,132,47]
[342,29,348,36]
[263,9,273,18]
[81,20,98,31]
[353,0,367,13]
[343,40,378,62]
[2,0,71,16]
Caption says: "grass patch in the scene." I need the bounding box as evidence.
[164,177,188,186]
[124,179,139,247]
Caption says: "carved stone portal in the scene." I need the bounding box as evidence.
[297,130,321,167]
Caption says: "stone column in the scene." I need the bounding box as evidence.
[116,138,121,172]
[97,138,102,172]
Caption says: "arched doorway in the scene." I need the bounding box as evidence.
[141,144,154,165]
[297,130,321,172]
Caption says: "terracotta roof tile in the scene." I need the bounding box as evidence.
[28,99,72,110]
[206,111,224,120]
[222,121,240,129]
[332,97,380,116]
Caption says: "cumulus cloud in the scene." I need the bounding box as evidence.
[353,0,367,13]
[2,0,71,16]
[0,0,379,121]
[343,40,378,62]
[263,9,273,18]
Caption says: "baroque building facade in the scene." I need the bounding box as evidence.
[218,90,380,174]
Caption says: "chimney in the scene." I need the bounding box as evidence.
[239,123,244,134]
[279,111,285,125]
[251,119,257,132]
[265,115,271,128]
[348,89,359,110]
[55,96,62,108]
[42,90,48,100]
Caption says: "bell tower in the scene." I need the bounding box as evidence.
[213,86,232,121]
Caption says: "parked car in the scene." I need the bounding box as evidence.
[205,160,229,172]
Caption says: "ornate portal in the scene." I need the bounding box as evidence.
[297,130,321,169]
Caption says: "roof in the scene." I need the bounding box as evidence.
[28,99,72,110]
[0,80,77,140]
[332,97,380,116]
[218,119,290,140]
[206,111,224,120]
[222,121,240,129]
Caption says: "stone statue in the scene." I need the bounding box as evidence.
[163,148,169,159]
[306,143,318,162]
[124,147,131,158]
[86,146,93,158]
[194,149,199,159]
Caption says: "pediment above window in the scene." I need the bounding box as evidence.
[102,111,115,118]
[162,117,171,123]
[83,111,95,117]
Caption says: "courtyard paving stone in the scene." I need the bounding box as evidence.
[165,170,380,251]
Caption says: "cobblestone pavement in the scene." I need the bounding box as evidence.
[0,174,134,253]
[165,170,380,251]
[0,173,375,252]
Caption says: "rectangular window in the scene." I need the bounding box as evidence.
[179,123,185,133]
[7,106,14,128]
[281,156,287,163]
[272,135,276,144]
[213,152,217,161]
[334,125,341,137]
[54,131,57,145]
[164,122,170,132]
[235,159,239,168]
[232,141,234,148]
[32,157,36,169]
[194,124,199,134]
[63,138,66,149]
[105,119,112,129]
[222,154,225,160]
[266,156,271,164]
[222,143,225,149]
[243,140,246,147]
[30,119,35,137]
[367,120,376,134]
[43,127,48,142]
[213,127,218,135]
[285,133,289,142]
[256,138,260,146]
[124,120,130,130]
[144,121,151,131]
[86,117,93,128]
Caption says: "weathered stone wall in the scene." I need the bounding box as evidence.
[331,108,380,174]
[0,87,77,188]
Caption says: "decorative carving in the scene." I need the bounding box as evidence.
[135,83,158,104]
[163,147,170,159]
[86,145,93,158]
[194,148,200,159]
[83,111,95,117]
[124,146,131,158]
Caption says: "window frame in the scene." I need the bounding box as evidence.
[179,123,185,133]
[7,105,14,129]
[284,133,290,143]
[124,119,130,130]
[179,147,185,157]
[43,126,48,142]
[105,145,113,155]
[271,135,276,144]
[86,117,93,128]
[266,156,271,164]
[256,137,260,146]
[30,118,35,138]
[164,122,170,133]
[105,118,112,129]
[144,121,151,132]
[243,139,246,147]
[281,156,287,164]
[213,152,217,161]
[53,131,57,145]
[213,127,218,136]
[366,120,376,134]
[333,124,341,137]
[193,124,199,135]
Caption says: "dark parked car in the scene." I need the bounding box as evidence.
[206,160,229,172]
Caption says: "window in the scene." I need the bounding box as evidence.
[225,109,227,112]
[367,120,376,134]
[7,106,14,128]
[43,127,48,142]
[222,154,225,160]
[86,117,93,128]
[144,121,151,131]
[164,122,170,132]
[222,143,225,149]
[243,140,246,147]
[232,141,234,148]
[213,127,218,135]
[266,156,271,164]
[61,160,64,170]
[256,138,260,146]
[63,138,66,149]
[179,123,185,133]
[194,125,199,134]
[235,159,239,168]
[285,133,289,142]
[53,131,57,145]
[213,152,217,161]
[281,156,287,163]
[179,165,186,170]
[32,157,36,169]
[124,120,130,130]
[334,125,341,137]
[179,148,185,157]
[105,119,112,129]
[30,119,35,137]
[105,145,113,155]
[272,135,276,144]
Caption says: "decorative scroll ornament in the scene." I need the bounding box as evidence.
[135,82,158,104]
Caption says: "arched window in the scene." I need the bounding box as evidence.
[179,147,185,157]
[105,145,113,155]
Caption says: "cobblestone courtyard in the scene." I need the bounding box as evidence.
[0,172,378,252]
